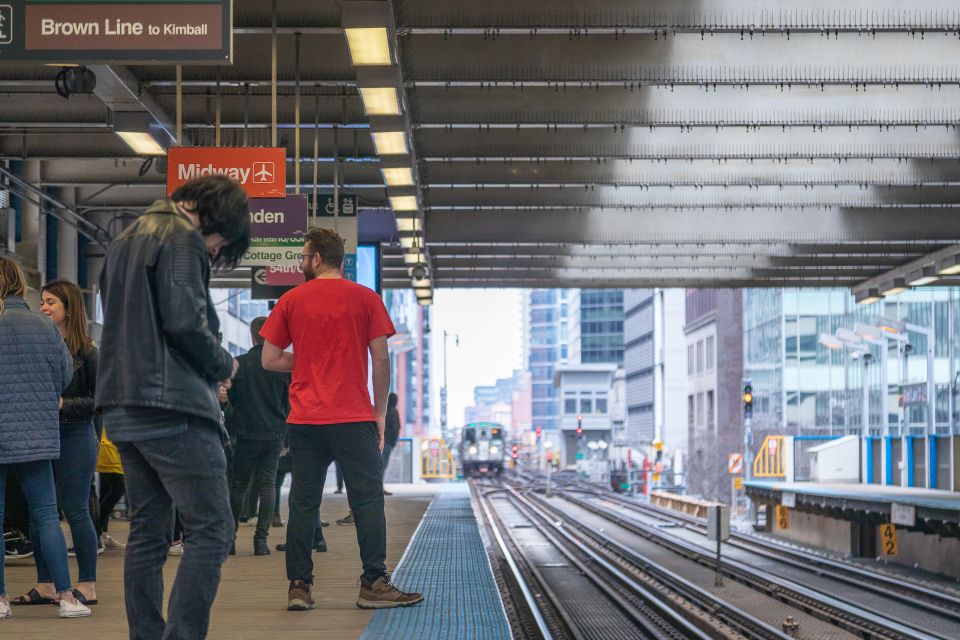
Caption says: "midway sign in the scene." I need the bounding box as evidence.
[167,147,286,198]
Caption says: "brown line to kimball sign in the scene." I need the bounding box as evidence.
[0,1,231,63]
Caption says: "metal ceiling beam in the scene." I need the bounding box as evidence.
[424,243,941,259]
[427,256,901,271]
[403,33,960,84]
[425,208,960,244]
[87,65,177,144]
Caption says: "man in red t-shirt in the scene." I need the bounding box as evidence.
[260,228,423,612]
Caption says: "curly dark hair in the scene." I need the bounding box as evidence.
[304,227,345,269]
[171,175,251,269]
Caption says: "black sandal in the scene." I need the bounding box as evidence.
[72,589,97,606]
[10,588,56,606]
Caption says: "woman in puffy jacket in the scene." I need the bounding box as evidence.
[13,280,100,607]
[0,258,91,620]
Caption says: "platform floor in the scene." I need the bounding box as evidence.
[2,484,433,639]
[745,480,960,511]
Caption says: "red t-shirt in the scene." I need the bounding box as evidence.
[259,278,396,425]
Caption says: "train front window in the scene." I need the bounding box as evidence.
[463,428,476,444]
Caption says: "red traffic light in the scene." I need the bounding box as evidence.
[535,426,542,438]
[576,425,583,435]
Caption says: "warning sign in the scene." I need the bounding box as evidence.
[775,505,789,530]
[728,453,743,474]
[879,524,898,556]
[734,477,744,491]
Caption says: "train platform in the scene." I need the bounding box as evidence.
[744,480,960,526]
[2,484,448,640]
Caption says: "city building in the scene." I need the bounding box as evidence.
[553,363,619,467]
[684,289,744,502]
[524,289,570,435]
[568,289,625,365]
[623,290,688,457]
[464,370,532,438]
[385,289,431,437]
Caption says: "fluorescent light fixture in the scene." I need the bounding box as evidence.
[836,328,861,345]
[113,111,167,156]
[908,266,939,287]
[938,254,960,276]
[390,195,418,211]
[877,316,905,335]
[395,217,421,233]
[818,333,843,350]
[372,131,407,155]
[853,322,882,341]
[345,27,391,65]
[856,288,883,305]
[412,279,431,288]
[359,87,400,116]
[382,167,414,186]
[881,279,907,297]
[417,297,432,307]
[402,251,424,265]
[414,288,431,298]
[399,235,419,249]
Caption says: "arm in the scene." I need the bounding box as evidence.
[56,327,72,392]
[154,233,233,382]
[262,339,294,372]
[370,336,391,450]
[61,347,98,422]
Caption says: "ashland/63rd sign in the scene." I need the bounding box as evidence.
[240,196,308,269]
[0,0,232,64]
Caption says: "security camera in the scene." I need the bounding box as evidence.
[411,264,428,280]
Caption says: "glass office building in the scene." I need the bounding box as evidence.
[527,289,568,431]
[570,289,625,365]
[744,288,960,440]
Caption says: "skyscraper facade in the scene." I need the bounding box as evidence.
[384,289,431,437]
[569,289,625,365]
[525,289,568,432]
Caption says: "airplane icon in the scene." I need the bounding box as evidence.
[252,162,274,184]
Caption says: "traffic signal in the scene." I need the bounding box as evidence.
[576,415,583,437]
[535,426,542,439]
[743,381,753,419]
[511,444,519,459]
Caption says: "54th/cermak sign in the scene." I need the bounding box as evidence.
[0,0,231,64]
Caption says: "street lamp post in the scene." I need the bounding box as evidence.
[441,330,459,442]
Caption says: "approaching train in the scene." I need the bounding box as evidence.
[460,422,506,476]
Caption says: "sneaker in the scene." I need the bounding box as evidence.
[356,575,424,609]
[271,513,285,528]
[383,490,393,496]
[319,520,330,528]
[168,541,184,556]
[100,534,125,551]
[0,597,11,620]
[287,580,316,611]
[4,539,33,559]
[58,598,92,619]
[336,513,354,526]
[254,540,271,556]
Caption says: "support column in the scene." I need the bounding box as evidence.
[57,187,78,283]
[18,161,43,291]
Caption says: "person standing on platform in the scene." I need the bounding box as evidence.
[260,227,424,612]
[0,258,91,620]
[227,316,290,556]
[381,393,401,496]
[96,175,250,639]
[12,280,101,607]
[95,429,126,551]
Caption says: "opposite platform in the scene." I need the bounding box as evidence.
[361,484,511,640]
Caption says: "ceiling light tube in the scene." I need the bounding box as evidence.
[908,266,939,287]
[382,166,414,186]
[399,235,418,249]
[417,297,432,307]
[113,111,167,156]
[414,288,431,298]
[412,279,431,289]
[372,131,408,155]
[395,217,421,233]
[939,254,960,276]
[855,288,883,305]
[876,316,905,335]
[818,333,843,350]
[359,87,400,116]
[881,278,907,297]
[390,195,418,211]
[342,1,396,65]
[402,251,424,265]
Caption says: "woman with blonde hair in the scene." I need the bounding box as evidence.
[12,279,100,607]
[0,258,91,619]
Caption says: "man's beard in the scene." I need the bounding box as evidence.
[303,263,316,281]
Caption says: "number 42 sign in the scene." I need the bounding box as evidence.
[879,524,898,556]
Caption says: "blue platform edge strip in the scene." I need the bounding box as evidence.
[360,484,512,640]
[743,480,960,511]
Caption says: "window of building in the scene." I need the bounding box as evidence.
[227,342,245,357]
[580,397,593,415]
[564,395,577,414]
[696,392,704,426]
[595,396,608,414]
[696,340,704,373]
[687,345,694,375]
[688,395,695,429]
[706,390,714,430]
[706,335,714,371]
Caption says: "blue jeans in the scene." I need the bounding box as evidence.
[0,460,72,594]
[116,418,233,640]
[34,421,99,584]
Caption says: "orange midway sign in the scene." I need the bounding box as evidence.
[167,147,286,198]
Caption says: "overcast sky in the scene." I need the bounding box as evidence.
[429,289,524,434]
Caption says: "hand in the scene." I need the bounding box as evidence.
[217,384,229,404]
[59,397,64,410]
[376,414,386,453]
[231,357,240,379]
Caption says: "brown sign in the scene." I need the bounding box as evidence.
[0,1,231,63]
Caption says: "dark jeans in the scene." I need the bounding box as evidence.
[381,442,395,480]
[229,438,281,541]
[286,423,385,584]
[99,472,126,533]
[116,419,233,640]
[0,460,72,594]
[35,421,99,584]
[335,461,344,492]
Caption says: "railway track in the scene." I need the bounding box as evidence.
[474,479,798,640]
[513,472,960,640]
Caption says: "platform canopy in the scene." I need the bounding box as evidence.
[2,0,960,290]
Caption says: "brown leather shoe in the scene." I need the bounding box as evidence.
[287,580,316,611]
[356,575,424,609]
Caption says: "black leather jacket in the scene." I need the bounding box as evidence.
[61,345,98,425]
[95,200,233,426]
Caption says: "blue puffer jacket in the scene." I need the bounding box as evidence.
[0,296,73,464]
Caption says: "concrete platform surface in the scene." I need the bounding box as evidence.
[2,484,435,639]
[745,480,960,508]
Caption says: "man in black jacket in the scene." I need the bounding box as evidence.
[96,176,250,640]
[227,317,290,556]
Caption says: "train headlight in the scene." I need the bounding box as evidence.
[490,446,499,455]
[468,445,478,456]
